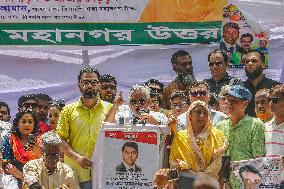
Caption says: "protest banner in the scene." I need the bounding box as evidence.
[231,157,282,189]
[92,123,169,189]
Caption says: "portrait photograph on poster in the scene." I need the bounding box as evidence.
[100,129,160,189]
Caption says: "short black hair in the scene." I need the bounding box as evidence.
[247,50,266,64]
[78,66,100,81]
[191,80,209,90]
[171,50,191,65]
[208,49,229,63]
[144,79,164,91]
[11,110,39,139]
[150,90,161,105]
[223,22,240,33]
[0,101,10,116]
[49,99,65,111]
[122,142,138,153]
[241,33,253,42]
[170,91,190,104]
[239,165,262,180]
[18,94,38,108]
[35,93,51,102]
[100,74,117,86]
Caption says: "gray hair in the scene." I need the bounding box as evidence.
[41,131,62,147]
[129,85,151,100]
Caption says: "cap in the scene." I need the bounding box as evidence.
[228,85,252,101]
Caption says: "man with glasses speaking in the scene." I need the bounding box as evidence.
[205,49,243,97]
[105,85,168,125]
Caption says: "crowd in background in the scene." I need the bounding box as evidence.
[0,48,283,189]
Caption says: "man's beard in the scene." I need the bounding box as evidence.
[81,90,98,99]
[176,73,195,86]
[245,67,263,80]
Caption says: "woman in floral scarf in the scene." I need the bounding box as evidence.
[169,100,227,178]
[1,110,41,189]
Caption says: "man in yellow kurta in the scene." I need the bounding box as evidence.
[139,0,228,22]
[56,67,112,189]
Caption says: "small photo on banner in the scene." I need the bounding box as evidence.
[231,157,282,189]
[221,4,269,68]
[101,129,160,189]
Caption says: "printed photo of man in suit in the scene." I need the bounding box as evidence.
[115,142,142,173]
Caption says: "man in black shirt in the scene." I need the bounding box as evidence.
[205,49,242,97]
[244,50,281,117]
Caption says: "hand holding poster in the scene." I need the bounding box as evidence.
[231,157,282,189]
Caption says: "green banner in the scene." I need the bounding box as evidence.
[0,22,221,45]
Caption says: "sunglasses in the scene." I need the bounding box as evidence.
[101,85,116,90]
[269,97,284,104]
[208,61,224,67]
[129,98,146,106]
[190,90,207,97]
[80,80,100,86]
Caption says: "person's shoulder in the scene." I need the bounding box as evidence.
[135,165,142,172]
[176,129,188,138]
[24,158,43,169]
[115,163,126,172]
[215,119,230,129]
[244,116,264,128]
[264,77,281,86]
[100,99,113,110]
[61,100,80,113]
[211,127,225,137]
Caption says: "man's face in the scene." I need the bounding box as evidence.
[78,72,101,99]
[149,96,160,112]
[223,27,239,45]
[43,144,61,171]
[20,99,39,113]
[37,99,49,122]
[255,95,273,121]
[242,171,261,189]
[209,52,228,79]
[100,81,117,103]
[129,93,149,114]
[245,52,264,80]
[259,40,267,48]
[270,96,284,116]
[122,146,138,167]
[223,95,248,116]
[0,106,10,122]
[170,97,189,117]
[189,84,210,104]
[173,55,192,75]
[241,37,252,51]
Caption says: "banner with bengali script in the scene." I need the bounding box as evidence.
[0,0,228,45]
[231,157,283,189]
[92,123,169,189]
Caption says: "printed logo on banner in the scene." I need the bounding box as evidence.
[101,129,160,189]
[231,157,282,189]
[221,4,269,68]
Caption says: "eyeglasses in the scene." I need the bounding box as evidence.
[101,85,116,90]
[190,90,207,97]
[80,80,100,86]
[149,87,163,94]
[129,98,146,106]
[208,61,224,67]
[171,102,187,109]
[20,120,34,124]
[244,58,260,65]
[269,97,284,104]
[22,102,38,109]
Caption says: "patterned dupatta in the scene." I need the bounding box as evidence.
[10,134,38,164]
[185,100,211,172]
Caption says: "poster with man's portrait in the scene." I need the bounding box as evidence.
[100,128,160,189]
[221,4,269,68]
[231,157,282,189]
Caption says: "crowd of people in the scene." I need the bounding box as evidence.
[0,48,283,189]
